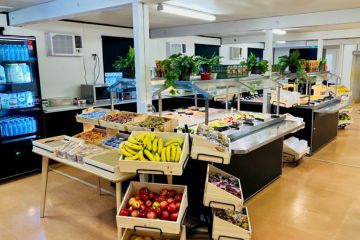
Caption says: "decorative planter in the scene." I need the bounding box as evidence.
[179,71,191,81]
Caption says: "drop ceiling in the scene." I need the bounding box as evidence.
[0,0,53,11]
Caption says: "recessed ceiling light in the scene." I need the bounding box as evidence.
[272,29,287,35]
[0,5,14,9]
[276,41,286,44]
[157,4,216,21]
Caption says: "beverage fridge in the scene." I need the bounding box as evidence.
[0,35,43,181]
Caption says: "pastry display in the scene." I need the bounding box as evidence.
[74,128,107,144]
[103,111,139,124]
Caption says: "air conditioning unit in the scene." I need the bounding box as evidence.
[230,47,241,60]
[46,32,83,57]
[166,42,186,57]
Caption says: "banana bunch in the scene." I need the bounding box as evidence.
[120,132,183,162]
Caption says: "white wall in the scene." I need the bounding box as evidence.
[220,43,264,65]
[3,21,133,99]
[341,44,357,88]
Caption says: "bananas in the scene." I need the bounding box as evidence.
[119,132,183,163]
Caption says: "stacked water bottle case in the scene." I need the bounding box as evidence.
[0,116,37,138]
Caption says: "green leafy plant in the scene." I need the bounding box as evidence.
[199,54,222,72]
[161,54,201,95]
[319,58,327,66]
[113,46,135,78]
[277,50,301,74]
[246,53,269,74]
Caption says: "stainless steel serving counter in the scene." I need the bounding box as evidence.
[231,118,305,154]
[314,100,351,113]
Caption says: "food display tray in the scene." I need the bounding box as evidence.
[99,110,140,131]
[73,128,108,145]
[204,164,243,211]
[75,108,110,125]
[118,131,190,176]
[33,135,82,153]
[212,207,252,240]
[116,182,188,234]
[126,116,179,132]
[121,225,186,240]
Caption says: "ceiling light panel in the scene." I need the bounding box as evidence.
[158,4,216,21]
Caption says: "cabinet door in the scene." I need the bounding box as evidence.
[312,112,338,153]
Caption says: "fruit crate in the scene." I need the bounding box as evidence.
[76,108,110,125]
[83,149,134,180]
[121,225,186,240]
[73,128,109,145]
[99,110,140,131]
[126,115,179,132]
[33,135,82,153]
[191,129,231,164]
[116,182,188,234]
[212,207,252,240]
[204,164,244,211]
[118,131,190,176]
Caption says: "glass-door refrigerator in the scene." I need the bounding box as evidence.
[0,35,43,181]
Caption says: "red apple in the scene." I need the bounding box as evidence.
[152,201,160,209]
[157,195,166,202]
[131,210,140,217]
[119,209,130,216]
[140,193,149,201]
[139,187,149,195]
[154,196,160,202]
[175,202,181,210]
[147,211,157,219]
[135,195,140,201]
[170,212,178,221]
[175,193,182,203]
[145,200,153,207]
[139,200,144,205]
[167,190,176,198]
[139,212,147,218]
[167,203,177,213]
[149,191,157,200]
[161,210,170,220]
[160,188,168,196]
[160,201,168,211]
[167,198,174,204]
[146,206,153,212]
[140,204,147,212]
[128,206,134,213]
[154,207,162,217]
[132,201,141,209]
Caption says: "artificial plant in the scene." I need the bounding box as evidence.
[113,46,135,78]
[199,54,222,72]
[277,50,301,74]
[247,53,269,74]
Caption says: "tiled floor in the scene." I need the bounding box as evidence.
[1,107,360,239]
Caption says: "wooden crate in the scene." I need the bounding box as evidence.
[33,135,82,153]
[76,108,110,125]
[204,164,243,211]
[83,149,132,180]
[116,182,188,234]
[212,207,252,240]
[118,131,190,176]
[126,115,179,132]
[101,133,129,150]
[121,225,186,240]
[99,110,140,131]
[73,128,109,145]
[191,134,231,164]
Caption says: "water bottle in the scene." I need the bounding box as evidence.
[25,91,34,107]
[3,45,9,61]
[20,64,31,83]
[0,121,5,137]
[2,120,8,137]
[30,118,36,133]
[23,45,29,60]
[0,65,6,84]
[0,44,4,61]
[8,45,15,61]
[12,119,19,136]
[7,120,13,136]
[14,45,20,61]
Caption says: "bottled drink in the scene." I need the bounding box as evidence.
[25,91,34,107]
[14,45,21,61]
[8,45,15,61]
[9,93,18,109]
[3,45,9,60]
[0,44,4,61]
[20,64,31,83]
[22,45,29,60]
[12,119,19,136]
[17,92,27,108]
[7,120,13,136]
[0,65,6,83]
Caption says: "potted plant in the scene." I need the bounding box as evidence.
[113,46,135,78]
[199,54,222,80]
[319,58,327,72]
[247,53,269,75]
[295,65,316,94]
[161,54,201,94]
[277,50,301,74]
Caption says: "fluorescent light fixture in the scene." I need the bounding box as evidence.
[272,29,287,35]
[0,5,14,9]
[157,4,216,21]
[275,41,286,44]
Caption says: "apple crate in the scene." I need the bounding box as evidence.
[99,110,140,131]
[121,225,186,240]
[116,182,188,234]
[204,164,243,211]
[76,108,110,125]
[191,134,231,165]
[118,131,190,176]
[212,207,252,240]
[33,135,82,153]
[83,149,129,180]
[126,115,179,132]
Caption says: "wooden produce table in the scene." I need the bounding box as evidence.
[32,146,135,240]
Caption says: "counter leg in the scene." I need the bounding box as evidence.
[115,182,122,211]
[166,175,173,184]
[40,156,49,218]
[96,177,101,196]
[117,227,123,240]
